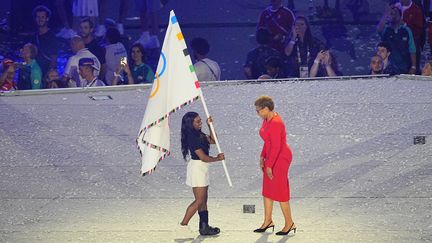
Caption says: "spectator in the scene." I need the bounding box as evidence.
[31,5,61,81]
[376,42,399,75]
[369,55,384,75]
[113,43,154,85]
[78,58,105,87]
[398,0,425,72]
[309,50,341,77]
[190,37,221,81]
[135,0,162,49]
[45,68,66,89]
[63,36,101,87]
[104,27,127,85]
[17,43,43,90]
[79,17,106,81]
[72,0,99,32]
[98,0,129,35]
[377,4,416,74]
[257,0,295,53]
[55,0,77,39]
[258,56,285,79]
[0,59,16,91]
[244,28,281,79]
[284,16,322,78]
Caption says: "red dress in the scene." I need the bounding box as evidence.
[259,114,292,202]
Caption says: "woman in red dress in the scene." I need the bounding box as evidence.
[253,96,296,235]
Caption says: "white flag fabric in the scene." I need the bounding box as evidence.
[137,10,201,176]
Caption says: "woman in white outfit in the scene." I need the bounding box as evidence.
[180,111,224,236]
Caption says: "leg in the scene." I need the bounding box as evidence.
[261,196,274,227]
[180,186,208,225]
[279,201,295,231]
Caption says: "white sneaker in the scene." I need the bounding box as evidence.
[177,223,195,235]
[94,25,106,37]
[117,23,124,35]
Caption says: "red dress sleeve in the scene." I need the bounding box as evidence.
[265,120,283,168]
[257,10,266,29]
[260,141,267,158]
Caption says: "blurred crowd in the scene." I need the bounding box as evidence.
[1,0,432,92]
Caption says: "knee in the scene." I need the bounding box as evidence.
[195,198,206,207]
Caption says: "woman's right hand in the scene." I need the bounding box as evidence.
[259,157,265,169]
[322,51,330,65]
[123,63,131,75]
[290,26,297,41]
[216,153,225,161]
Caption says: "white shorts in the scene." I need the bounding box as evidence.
[73,0,99,17]
[186,159,210,187]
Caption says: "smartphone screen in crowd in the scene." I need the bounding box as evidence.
[120,57,127,66]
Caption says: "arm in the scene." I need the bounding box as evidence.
[377,6,390,34]
[410,8,425,40]
[62,57,75,86]
[257,11,266,29]
[194,149,224,163]
[284,41,295,57]
[123,63,134,84]
[325,64,337,77]
[244,51,255,79]
[265,121,283,169]
[244,66,253,79]
[309,52,324,78]
[407,27,417,74]
[284,27,297,56]
[206,117,216,144]
[260,142,267,159]
[112,73,120,85]
[323,51,337,77]
[0,66,10,84]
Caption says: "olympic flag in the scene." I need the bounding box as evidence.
[137,10,201,176]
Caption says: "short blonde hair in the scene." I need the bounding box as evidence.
[24,43,38,59]
[254,96,274,111]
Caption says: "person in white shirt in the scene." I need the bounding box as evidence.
[104,27,127,85]
[63,36,101,87]
[190,37,221,81]
[78,58,105,87]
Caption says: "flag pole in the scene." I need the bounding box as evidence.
[198,91,233,187]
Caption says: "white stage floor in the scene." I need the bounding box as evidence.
[1,76,431,242]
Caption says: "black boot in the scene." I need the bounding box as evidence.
[198,210,220,236]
